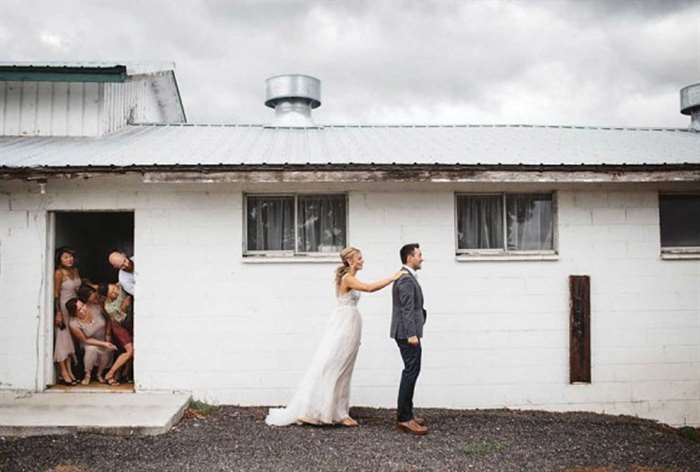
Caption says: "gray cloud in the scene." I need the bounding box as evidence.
[1,0,698,127]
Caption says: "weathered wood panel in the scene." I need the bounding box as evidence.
[140,169,700,184]
[569,275,591,383]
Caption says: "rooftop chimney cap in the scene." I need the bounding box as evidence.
[265,74,321,109]
[680,82,700,131]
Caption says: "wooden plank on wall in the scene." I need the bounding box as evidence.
[569,275,591,383]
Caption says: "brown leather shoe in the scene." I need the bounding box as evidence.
[397,419,428,436]
[413,416,426,426]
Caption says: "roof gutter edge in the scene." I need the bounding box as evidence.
[1,163,700,182]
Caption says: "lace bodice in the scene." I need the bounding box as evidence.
[337,289,361,307]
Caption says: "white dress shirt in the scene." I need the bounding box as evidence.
[119,256,136,296]
[402,264,418,280]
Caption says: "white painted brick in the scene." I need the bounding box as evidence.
[592,208,627,225]
[607,225,659,243]
[558,207,593,226]
[593,346,664,365]
[632,381,700,401]
[1,181,698,426]
[625,207,659,225]
[602,363,700,382]
[607,191,658,209]
[573,191,609,209]
[624,241,659,258]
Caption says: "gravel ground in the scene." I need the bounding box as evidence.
[1,406,699,472]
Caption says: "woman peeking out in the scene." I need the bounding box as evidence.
[98,283,134,385]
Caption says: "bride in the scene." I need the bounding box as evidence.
[266,246,404,427]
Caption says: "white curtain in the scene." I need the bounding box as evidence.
[506,194,553,250]
[298,195,347,253]
[247,196,294,251]
[457,195,503,249]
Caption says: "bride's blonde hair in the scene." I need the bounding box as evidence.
[335,246,361,291]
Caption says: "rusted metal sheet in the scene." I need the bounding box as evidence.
[569,275,591,383]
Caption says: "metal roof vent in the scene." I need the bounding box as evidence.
[680,82,700,131]
[265,74,321,128]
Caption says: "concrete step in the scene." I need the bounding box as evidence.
[0,391,191,437]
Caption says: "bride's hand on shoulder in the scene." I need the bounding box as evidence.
[392,270,407,281]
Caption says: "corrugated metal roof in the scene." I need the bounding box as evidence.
[0,123,698,168]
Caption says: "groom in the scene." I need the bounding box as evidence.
[391,243,428,435]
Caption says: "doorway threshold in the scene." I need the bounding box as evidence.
[0,391,190,437]
[47,383,135,393]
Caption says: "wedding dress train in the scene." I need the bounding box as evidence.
[265,290,362,426]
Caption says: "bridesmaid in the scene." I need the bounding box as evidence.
[67,298,117,385]
[53,247,79,385]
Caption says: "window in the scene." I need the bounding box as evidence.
[245,194,347,256]
[659,193,700,255]
[456,193,556,255]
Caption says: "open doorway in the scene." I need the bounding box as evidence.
[50,211,134,392]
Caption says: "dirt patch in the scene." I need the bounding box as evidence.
[45,465,91,472]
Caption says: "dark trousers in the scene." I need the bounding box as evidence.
[396,338,422,422]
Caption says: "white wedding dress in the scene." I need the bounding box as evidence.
[266,289,363,426]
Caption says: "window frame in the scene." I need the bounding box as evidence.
[659,192,700,259]
[454,191,559,258]
[243,192,349,258]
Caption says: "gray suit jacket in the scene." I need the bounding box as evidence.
[390,270,427,339]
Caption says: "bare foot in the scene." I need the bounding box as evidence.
[339,417,359,427]
[297,416,321,426]
[97,375,106,384]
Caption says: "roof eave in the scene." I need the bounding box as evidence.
[2,163,700,184]
[0,65,128,83]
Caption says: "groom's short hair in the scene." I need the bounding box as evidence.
[400,243,420,264]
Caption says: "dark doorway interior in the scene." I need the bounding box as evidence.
[52,211,134,389]
[55,212,134,284]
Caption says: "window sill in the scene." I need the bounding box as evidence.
[242,256,339,264]
[661,252,700,260]
[456,253,559,262]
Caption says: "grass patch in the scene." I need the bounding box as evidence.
[678,426,699,443]
[187,399,218,418]
[463,440,505,456]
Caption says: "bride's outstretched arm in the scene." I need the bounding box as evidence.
[342,271,406,293]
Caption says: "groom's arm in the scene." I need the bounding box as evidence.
[397,278,418,340]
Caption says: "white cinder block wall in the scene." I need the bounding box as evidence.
[1,179,698,426]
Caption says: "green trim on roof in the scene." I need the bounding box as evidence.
[0,65,128,82]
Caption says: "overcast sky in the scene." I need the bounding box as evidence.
[2,0,699,127]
